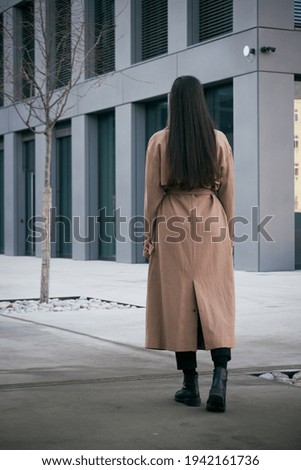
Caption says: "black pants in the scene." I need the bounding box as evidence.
[175,348,231,370]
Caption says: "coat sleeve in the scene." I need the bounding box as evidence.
[143,134,165,259]
[216,136,235,245]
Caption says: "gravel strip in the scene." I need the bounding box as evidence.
[258,370,301,387]
[0,297,139,313]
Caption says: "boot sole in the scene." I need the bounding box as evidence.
[175,396,201,407]
[206,394,225,412]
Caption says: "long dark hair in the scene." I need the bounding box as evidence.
[167,76,218,189]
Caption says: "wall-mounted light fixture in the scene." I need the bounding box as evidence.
[243,45,256,62]
[243,45,256,57]
[260,46,276,53]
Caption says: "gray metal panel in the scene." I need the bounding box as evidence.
[258,29,301,74]
[234,73,259,271]
[34,130,46,258]
[168,0,188,53]
[115,103,135,263]
[2,9,14,106]
[76,73,124,116]
[115,0,132,70]
[133,103,146,263]
[233,0,257,32]
[258,72,295,271]
[121,54,177,103]
[3,132,18,255]
[16,132,25,255]
[71,115,89,260]
[71,0,85,84]
[178,29,258,84]
[87,114,100,260]
[258,0,294,30]
[0,1,18,13]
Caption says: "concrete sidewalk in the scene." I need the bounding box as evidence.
[0,255,300,450]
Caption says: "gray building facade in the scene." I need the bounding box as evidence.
[0,0,301,271]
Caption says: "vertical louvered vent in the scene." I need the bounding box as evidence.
[141,0,168,61]
[55,0,71,88]
[0,14,3,106]
[199,0,233,42]
[295,0,301,29]
[95,0,115,75]
[22,1,35,99]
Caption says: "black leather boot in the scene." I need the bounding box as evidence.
[175,371,201,407]
[206,366,227,412]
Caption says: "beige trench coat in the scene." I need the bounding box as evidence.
[144,128,235,351]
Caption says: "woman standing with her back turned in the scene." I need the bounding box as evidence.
[143,76,235,413]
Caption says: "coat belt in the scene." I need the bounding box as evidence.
[165,188,215,196]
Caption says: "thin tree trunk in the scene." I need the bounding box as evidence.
[40,129,52,303]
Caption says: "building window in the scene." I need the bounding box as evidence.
[55,0,71,88]
[205,81,233,148]
[55,124,72,258]
[295,0,301,30]
[0,14,3,107]
[14,1,35,100]
[22,136,35,256]
[189,0,233,45]
[133,0,168,63]
[0,139,4,254]
[145,98,168,145]
[21,1,35,99]
[294,79,301,269]
[95,0,115,75]
[98,111,115,260]
[86,0,115,77]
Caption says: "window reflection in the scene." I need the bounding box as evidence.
[205,82,233,149]
[295,80,301,268]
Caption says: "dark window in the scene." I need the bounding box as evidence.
[205,81,233,148]
[189,0,233,45]
[142,0,168,61]
[98,111,115,260]
[55,125,72,258]
[0,14,3,107]
[295,0,301,30]
[134,0,168,62]
[21,0,35,99]
[23,139,35,255]
[0,142,4,253]
[145,99,168,145]
[95,0,115,75]
[55,0,71,88]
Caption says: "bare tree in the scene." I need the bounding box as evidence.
[0,0,115,303]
